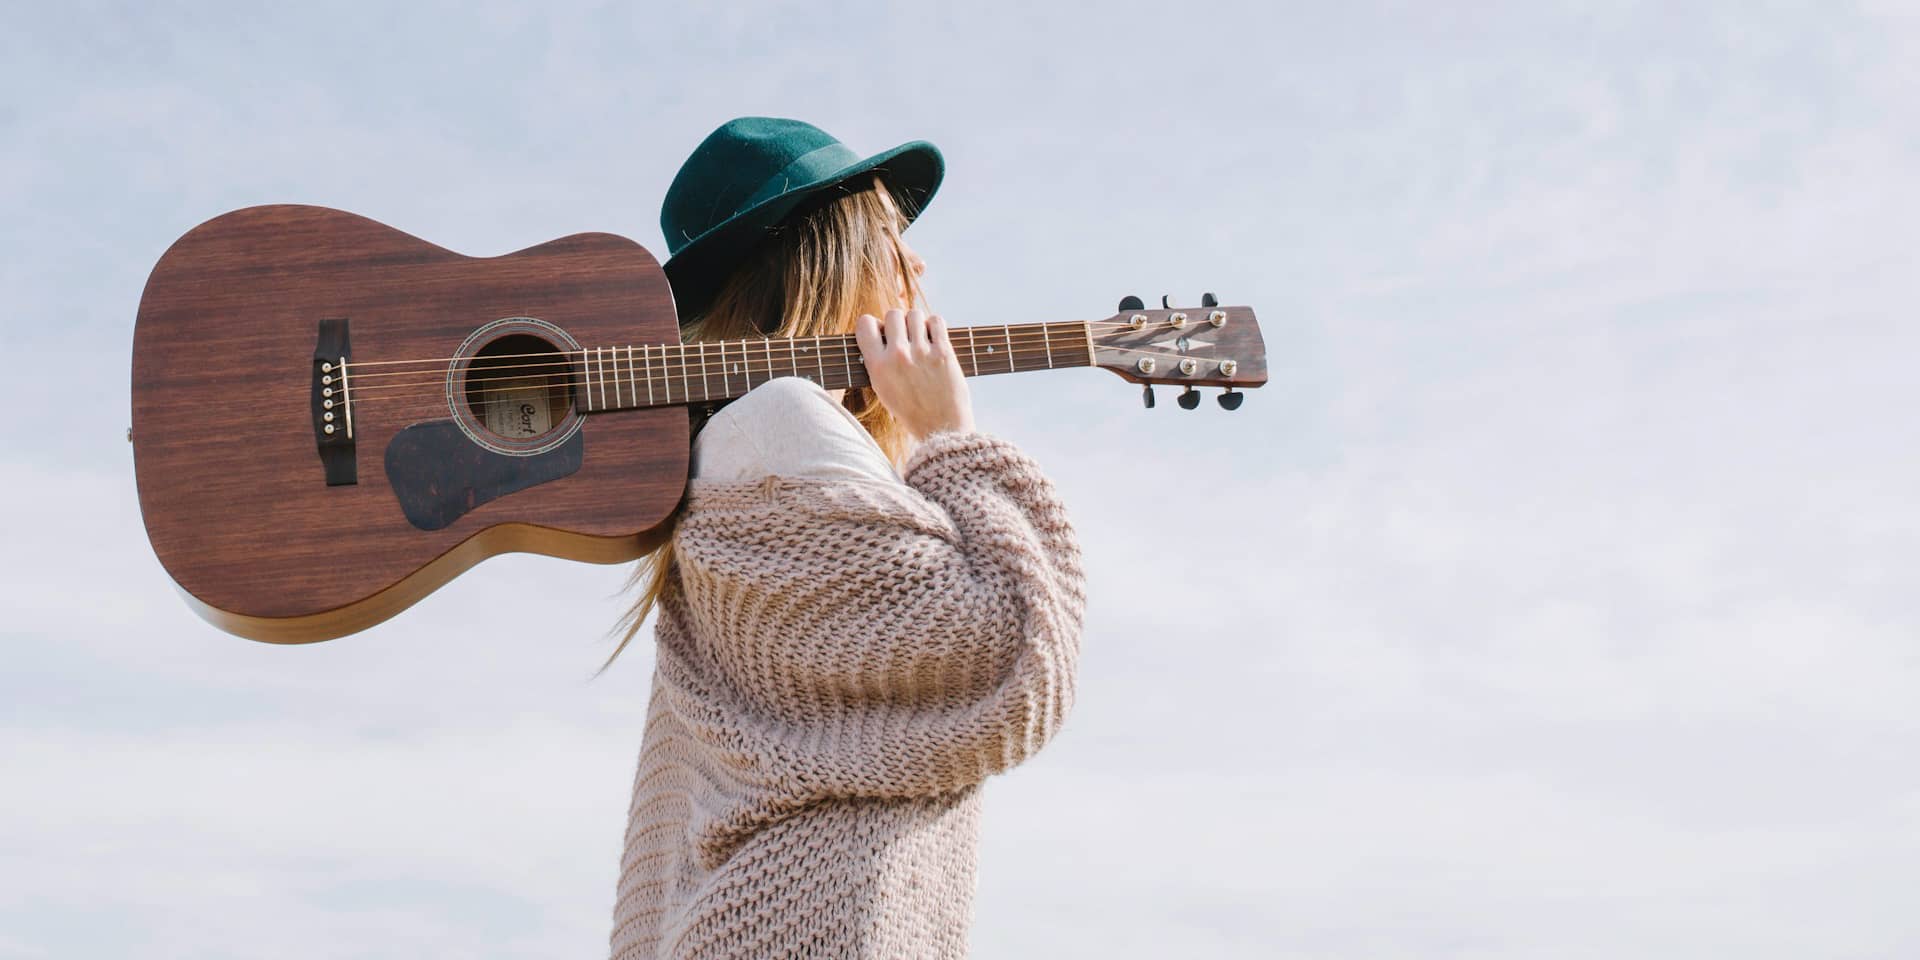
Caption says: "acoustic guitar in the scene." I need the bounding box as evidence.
[130,204,1269,643]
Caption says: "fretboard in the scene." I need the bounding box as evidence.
[571,320,1094,412]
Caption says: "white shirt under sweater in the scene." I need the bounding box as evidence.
[690,376,902,484]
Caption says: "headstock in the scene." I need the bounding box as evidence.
[1092,293,1267,410]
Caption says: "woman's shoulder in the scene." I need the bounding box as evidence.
[692,376,901,484]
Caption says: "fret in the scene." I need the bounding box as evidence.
[564,320,1101,415]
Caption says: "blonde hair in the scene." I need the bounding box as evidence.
[600,175,929,672]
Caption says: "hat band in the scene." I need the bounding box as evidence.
[737,143,863,214]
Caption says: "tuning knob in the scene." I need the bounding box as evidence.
[1118,295,1145,312]
[1141,384,1156,408]
[1217,388,1244,411]
[1177,386,1201,409]
[1201,292,1219,308]
[1161,294,1174,309]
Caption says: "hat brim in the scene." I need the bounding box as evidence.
[662,139,944,326]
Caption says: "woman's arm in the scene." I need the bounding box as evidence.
[663,427,1085,801]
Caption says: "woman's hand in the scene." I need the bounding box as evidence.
[853,308,976,441]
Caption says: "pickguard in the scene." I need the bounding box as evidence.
[384,419,584,531]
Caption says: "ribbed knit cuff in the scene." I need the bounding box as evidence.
[902,429,1010,481]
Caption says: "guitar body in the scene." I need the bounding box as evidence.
[133,205,1271,644]
[131,205,687,643]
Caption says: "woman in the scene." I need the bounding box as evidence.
[607,117,1086,960]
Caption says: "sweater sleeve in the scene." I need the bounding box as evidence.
[661,429,1086,804]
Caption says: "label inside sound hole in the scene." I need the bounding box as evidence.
[482,378,555,438]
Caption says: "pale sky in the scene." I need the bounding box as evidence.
[5,2,1919,957]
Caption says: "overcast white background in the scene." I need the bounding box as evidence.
[5,1,1918,957]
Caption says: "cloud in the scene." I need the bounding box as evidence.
[6,2,1920,957]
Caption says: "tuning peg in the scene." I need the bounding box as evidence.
[1217,387,1244,411]
[1141,384,1156,408]
[1118,295,1144,312]
[1201,292,1218,308]
[1177,386,1201,409]
[1161,294,1174,309]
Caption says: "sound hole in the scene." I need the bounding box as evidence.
[465,333,573,440]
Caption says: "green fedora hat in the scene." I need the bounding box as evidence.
[660,116,944,325]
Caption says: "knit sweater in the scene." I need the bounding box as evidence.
[609,422,1086,959]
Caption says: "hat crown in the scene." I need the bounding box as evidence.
[655,116,943,324]
[662,117,859,256]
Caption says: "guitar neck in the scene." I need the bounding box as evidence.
[572,320,1095,412]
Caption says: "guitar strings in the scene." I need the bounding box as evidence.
[333,318,1199,370]
[344,342,1232,415]
[341,345,1107,408]
[345,347,1236,414]
[336,324,1218,400]
[338,341,1210,408]
[343,329,1111,395]
[336,318,1219,374]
